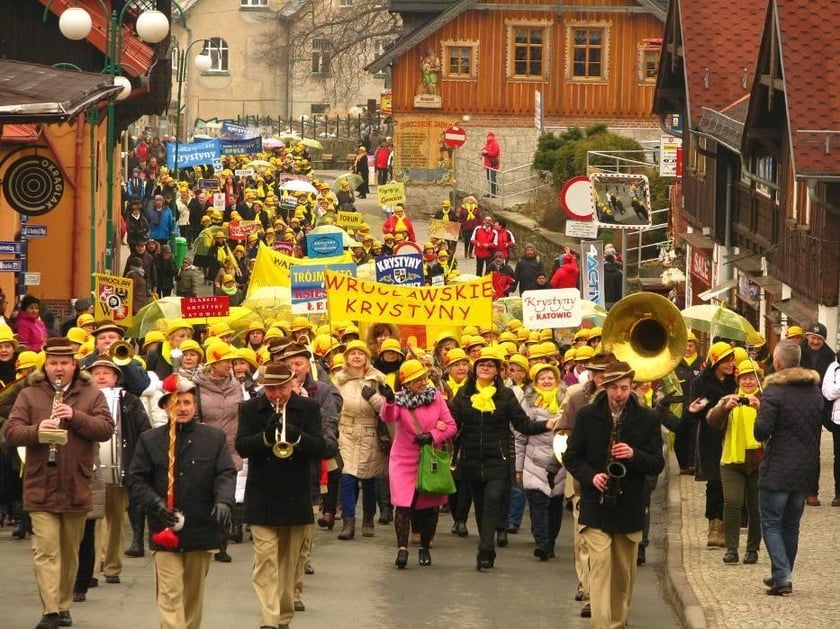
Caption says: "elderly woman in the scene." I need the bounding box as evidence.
[449,347,555,570]
[192,342,244,562]
[333,340,388,540]
[380,359,457,569]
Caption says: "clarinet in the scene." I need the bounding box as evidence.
[46,379,63,467]
[600,403,627,506]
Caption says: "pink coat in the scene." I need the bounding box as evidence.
[15,312,48,351]
[380,392,458,509]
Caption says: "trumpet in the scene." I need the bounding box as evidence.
[109,340,135,367]
[39,378,68,467]
[272,400,294,459]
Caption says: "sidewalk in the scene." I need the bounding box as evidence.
[668,429,839,628]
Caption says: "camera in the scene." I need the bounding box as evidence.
[738,396,750,406]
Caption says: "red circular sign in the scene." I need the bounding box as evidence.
[443,125,467,148]
[559,176,594,221]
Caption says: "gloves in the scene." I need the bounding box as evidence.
[152,500,179,528]
[283,422,302,443]
[264,415,279,446]
[413,432,433,446]
[212,503,232,530]
[361,385,376,401]
[378,382,395,403]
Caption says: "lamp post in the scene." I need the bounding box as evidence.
[173,39,213,176]
[44,1,171,278]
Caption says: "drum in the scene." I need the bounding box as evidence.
[97,387,123,485]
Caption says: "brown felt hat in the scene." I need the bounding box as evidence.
[258,363,295,386]
[43,337,77,357]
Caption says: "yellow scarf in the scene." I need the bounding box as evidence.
[721,388,762,464]
[683,353,697,366]
[448,376,465,398]
[534,386,560,414]
[465,205,476,221]
[395,215,407,233]
[471,382,496,412]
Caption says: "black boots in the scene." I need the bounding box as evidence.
[476,549,495,571]
[418,548,431,566]
[362,514,375,537]
[378,505,393,525]
[451,521,468,537]
[230,503,244,544]
[337,516,356,540]
[395,548,408,569]
[124,505,145,557]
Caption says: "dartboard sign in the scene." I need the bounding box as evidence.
[3,155,65,216]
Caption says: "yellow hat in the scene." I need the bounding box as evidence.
[499,341,518,357]
[573,329,591,342]
[732,346,748,366]
[563,348,576,364]
[686,330,698,343]
[506,319,523,332]
[179,339,205,361]
[529,362,561,384]
[508,354,529,373]
[444,347,470,368]
[201,215,212,226]
[205,342,237,365]
[528,342,554,360]
[235,347,259,370]
[15,350,38,372]
[708,341,735,365]
[222,274,235,284]
[474,346,503,367]
[247,320,266,334]
[538,329,554,342]
[289,316,312,333]
[76,339,95,360]
[399,359,429,384]
[234,245,245,254]
[588,326,603,339]
[214,230,226,239]
[340,324,360,341]
[574,346,595,361]
[736,359,763,379]
[343,339,371,358]
[77,313,96,328]
[785,325,804,339]
[499,331,517,343]
[0,325,19,349]
[209,321,234,338]
[515,327,531,342]
[143,330,165,349]
[330,353,345,371]
[746,330,766,348]
[463,325,478,336]
[379,338,404,356]
[166,319,193,337]
[465,335,487,351]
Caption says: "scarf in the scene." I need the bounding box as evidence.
[470,382,496,412]
[395,215,407,233]
[534,386,560,414]
[683,352,697,366]
[721,388,761,464]
[465,205,476,221]
[447,376,466,398]
[395,385,437,410]
[221,283,237,296]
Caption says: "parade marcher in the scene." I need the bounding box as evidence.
[374,139,391,186]
[457,195,481,259]
[60,298,93,338]
[129,375,235,629]
[5,338,114,629]
[235,363,325,629]
[382,205,417,244]
[562,358,665,628]
[706,359,763,565]
[82,354,153,580]
[755,340,823,595]
[470,215,497,276]
[176,255,202,298]
[673,331,702,474]
[512,243,545,295]
[380,359,457,568]
[449,347,555,570]
[80,320,151,397]
[686,341,737,548]
[353,146,370,199]
[550,250,579,289]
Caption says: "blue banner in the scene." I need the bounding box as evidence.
[166,138,220,169]
[375,252,424,286]
[220,137,263,156]
[306,233,344,259]
[220,120,249,139]
[290,263,357,309]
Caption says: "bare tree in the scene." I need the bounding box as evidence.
[253,0,401,111]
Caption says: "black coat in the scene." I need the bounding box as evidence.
[513,256,545,295]
[235,392,325,526]
[449,381,549,481]
[754,367,823,493]
[603,261,623,307]
[563,392,664,533]
[116,390,152,484]
[129,420,235,552]
[688,367,736,481]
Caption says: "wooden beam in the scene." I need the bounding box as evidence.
[759,74,785,91]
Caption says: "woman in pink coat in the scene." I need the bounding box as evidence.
[14,294,48,351]
[380,359,457,569]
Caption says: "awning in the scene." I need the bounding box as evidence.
[731,253,762,275]
[697,277,738,302]
[0,59,122,123]
[750,274,783,296]
[680,230,716,250]
[772,298,817,326]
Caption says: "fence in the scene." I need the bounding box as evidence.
[456,155,553,207]
[233,113,393,144]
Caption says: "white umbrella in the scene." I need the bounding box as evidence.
[279,179,318,194]
[262,137,284,149]
[310,224,355,247]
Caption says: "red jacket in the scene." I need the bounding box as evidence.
[470,225,497,259]
[550,254,579,289]
[493,228,515,258]
[374,146,391,170]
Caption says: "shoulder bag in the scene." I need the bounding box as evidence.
[409,408,455,495]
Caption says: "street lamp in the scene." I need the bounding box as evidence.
[44,1,172,277]
[172,39,213,176]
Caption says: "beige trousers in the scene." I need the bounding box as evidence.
[101,484,128,577]
[581,526,642,629]
[30,511,87,614]
[572,495,591,598]
[294,523,314,600]
[251,524,307,627]
[153,550,212,629]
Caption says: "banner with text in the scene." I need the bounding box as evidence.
[291,262,357,314]
[376,182,406,206]
[337,211,365,230]
[94,273,133,327]
[220,137,263,156]
[375,251,424,286]
[166,138,220,170]
[325,271,494,326]
[521,288,582,329]
[428,218,462,242]
[580,240,605,306]
[246,244,352,293]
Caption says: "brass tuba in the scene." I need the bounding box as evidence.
[109,340,135,367]
[600,292,687,383]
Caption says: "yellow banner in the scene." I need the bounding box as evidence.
[428,218,462,241]
[94,273,133,327]
[325,271,494,326]
[377,182,406,206]
[246,244,352,293]
[336,211,365,230]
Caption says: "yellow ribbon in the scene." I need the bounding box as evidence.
[448,376,465,398]
[535,387,560,414]
[721,388,761,464]
[470,383,496,412]
[465,206,476,221]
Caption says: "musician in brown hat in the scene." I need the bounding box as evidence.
[562,358,664,629]
[80,319,150,396]
[5,338,114,629]
[235,363,326,629]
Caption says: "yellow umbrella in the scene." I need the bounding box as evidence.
[300,138,323,150]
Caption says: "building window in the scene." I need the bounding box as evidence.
[505,20,551,81]
[442,41,479,80]
[565,21,611,82]
[754,155,777,197]
[638,39,662,83]
[311,38,331,75]
[201,38,229,72]
[373,39,393,78]
[171,45,179,72]
[688,132,707,177]
[339,0,353,6]
[311,103,330,114]
[240,0,268,7]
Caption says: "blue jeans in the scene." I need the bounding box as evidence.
[758,489,807,585]
[339,474,378,519]
[508,482,526,528]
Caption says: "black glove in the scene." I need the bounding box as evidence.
[361,385,376,401]
[283,422,302,443]
[378,382,395,403]
[212,503,232,530]
[264,415,279,446]
[413,432,433,446]
[152,500,179,528]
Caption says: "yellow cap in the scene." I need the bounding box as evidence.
[235,347,259,370]
[444,347,470,368]
[785,325,804,339]
[179,339,205,361]
[166,319,193,337]
[529,362,561,383]
[343,339,371,358]
[209,321,233,338]
[508,354,529,373]
[15,350,38,372]
[736,359,763,379]
[708,341,735,365]
[143,330,165,348]
[399,359,429,384]
[575,346,595,361]
[205,343,237,365]
[77,313,96,328]
[0,325,19,349]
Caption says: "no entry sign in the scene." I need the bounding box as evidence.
[443,125,467,148]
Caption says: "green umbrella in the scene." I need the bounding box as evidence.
[681,304,757,341]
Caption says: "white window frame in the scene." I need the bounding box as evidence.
[311,38,331,76]
[240,0,268,6]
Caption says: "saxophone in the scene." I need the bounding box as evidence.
[39,378,68,467]
[600,403,627,506]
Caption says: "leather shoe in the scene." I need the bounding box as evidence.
[832,496,840,507]
[304,564,315,575]
[293,600,305,612]
[72,592,85,603]
[766,582,792,596]
[534,546,549,561]
[580,603,591,618]
[418,548,431,566]
[723,549,739,564]
[451,521,468,537]
[806,494,821,506]
[496,529,508,547]
[104,575,120,584]
[215,550,232,563]
[36,614,59,629]
[395,548,409,569]
[58,611,72,627]
[476,550,493,571]
[88,578,98,588]
[743,550,758,564]
[637,545,646,566]
[574,590,585,602]
[507,525,519,534]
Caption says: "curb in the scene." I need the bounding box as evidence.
[664,454,710,629]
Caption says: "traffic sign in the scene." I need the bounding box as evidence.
[443,125,467,149]
[559,176,594,221]
[24,272,40,286]
[0,260,23,272]
[0,241,23,255]
[21,225,47,238]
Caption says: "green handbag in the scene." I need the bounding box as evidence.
[410,409,456,495]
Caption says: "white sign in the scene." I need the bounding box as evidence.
[24,272,41,286]
[565,220,599,239]
[212,193,226,212]
[235,169,255,177]
[521,288,582,329]
[212,158,223,172]
[659,135,683,177]
[291,299,326,314]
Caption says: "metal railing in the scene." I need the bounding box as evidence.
[456,155,552,207]
[624,207,671,272]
